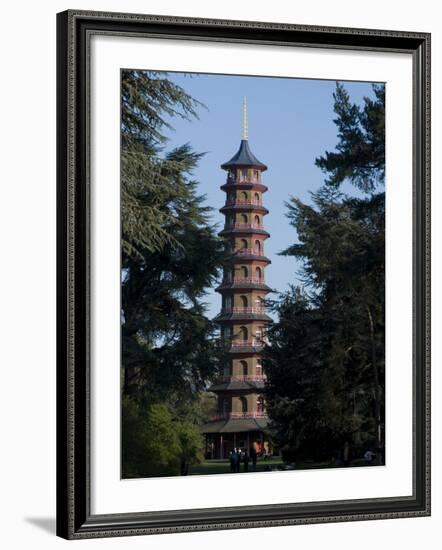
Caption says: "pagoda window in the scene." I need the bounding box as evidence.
[255,266,262,281]
[240,360,248,376]
[254,239,261,252]
[254,192,260,204]
[240,295,248,307]
[222,397,231,414]
[240,266,248,278]
[239,326,248,340]
[240,191,248,201]
[257,396,265,413]
[240,396,248,413]
[253,170,260,181]
[255,360,263,376]
[240,239,248,249]
[254,215,260,226]
[240,169,248,180]
[240,213,248,224]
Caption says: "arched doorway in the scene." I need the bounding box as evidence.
[240,360,248,376]
[240,396,248,413]
[239,326,248,341]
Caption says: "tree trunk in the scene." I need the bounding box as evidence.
[366,305,383,463]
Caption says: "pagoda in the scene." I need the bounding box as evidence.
[202,98,272,460]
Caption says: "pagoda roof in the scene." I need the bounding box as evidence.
[215,312,273,323]
[208,379,265,392]
[200,416,269,434]
[220,204,269,215]
[216,281,272,293]
[221,140,267,171]
[221,182,268,193]
[219,227,270,238]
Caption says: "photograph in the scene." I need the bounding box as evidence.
[120,69,386,479]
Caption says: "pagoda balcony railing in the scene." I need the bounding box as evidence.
[225,222,265,230]
[221,307,266,315]
[235,247,264,256]
[225,198,261,207]
[219,374,267,383]
[230,339,265,348]
[212,411,267,420]
[223,275,264,285]
[227,175,261,185]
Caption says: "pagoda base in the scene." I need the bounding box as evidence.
[201,417,270,459]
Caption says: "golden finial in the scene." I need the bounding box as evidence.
[242,96,248,140]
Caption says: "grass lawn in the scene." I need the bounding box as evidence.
[190,456,283,476]
[189,457,373,476]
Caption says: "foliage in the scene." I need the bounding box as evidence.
[122,398,180,477]
[176,422,205,475]
[265,83,385,464]
[122,394,212,478]
[120,70,228,477]
[315,82,385,192]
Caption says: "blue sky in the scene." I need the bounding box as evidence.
[157,72,382,319]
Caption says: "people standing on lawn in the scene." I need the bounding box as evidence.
[228,447,265,473]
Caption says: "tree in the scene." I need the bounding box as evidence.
[120,70,229,477]
[265,83,385,464]
[176,422,205,476]
[122,398,180,477]
[315,82,385,192]
[122,397,206,478]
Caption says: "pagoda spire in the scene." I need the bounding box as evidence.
[242,96,248,140]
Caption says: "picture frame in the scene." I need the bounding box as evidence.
[56,9,431,539]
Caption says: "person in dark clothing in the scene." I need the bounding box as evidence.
[229,450,235,473]
[343,441,351,467]
[243,450,250,472]
[235,449,241,473]
[250,446,257,471]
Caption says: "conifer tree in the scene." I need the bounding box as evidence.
[120,70,227,477]
[265,83,385,464]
